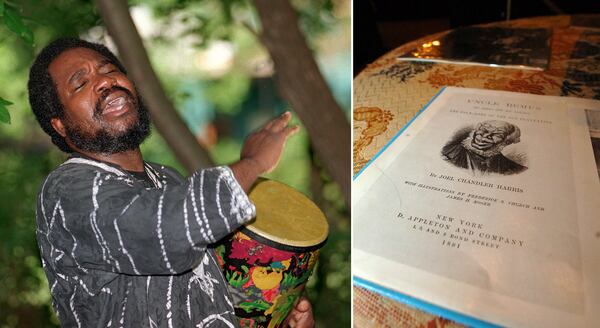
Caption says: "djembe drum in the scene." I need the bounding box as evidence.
[215,179,328,328]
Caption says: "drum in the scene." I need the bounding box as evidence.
[214,179,328,328]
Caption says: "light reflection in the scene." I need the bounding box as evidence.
[412,40,441,58]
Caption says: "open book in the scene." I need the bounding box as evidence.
[353,87,600,328]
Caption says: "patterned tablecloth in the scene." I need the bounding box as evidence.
[353,15,600,327]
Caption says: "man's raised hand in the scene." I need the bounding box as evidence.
[230,111,299,192]
[241,111,299,173]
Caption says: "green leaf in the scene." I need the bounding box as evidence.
[0,97,11,106]
[4,7,34,45]
[0,97,12,124]
[0,1,4,17]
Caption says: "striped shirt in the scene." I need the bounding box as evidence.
[35,155,255,327]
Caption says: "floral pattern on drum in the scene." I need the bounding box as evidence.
[215,231,319,328]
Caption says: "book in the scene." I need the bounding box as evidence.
[353,87,600,328]
[396,27,552,71]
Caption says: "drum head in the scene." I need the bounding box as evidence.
[246,179,329,249]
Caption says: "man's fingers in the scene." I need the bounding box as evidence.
[263,111,294,133]
[283,125,300,138]
[264,120,275,130]
[270,111,293,131]
[294,298,311,312]
[283,297,314,328]
[288,318,298,328]
[241,111,298,175]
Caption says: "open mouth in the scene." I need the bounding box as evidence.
[472,143,491,150]
[98,88,134,117]
[472,136,493,149]
[104,96,128,114]
[472,140,493,150]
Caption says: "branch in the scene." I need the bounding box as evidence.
[95,0,214,173]
[252,0,350,205]
[241,21,261,41]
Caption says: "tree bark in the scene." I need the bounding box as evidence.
[95,0,214,172]
[252,0,351,205]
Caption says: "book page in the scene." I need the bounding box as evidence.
[353,87,600,327]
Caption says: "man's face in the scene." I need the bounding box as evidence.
[49,47,149,154]
[471,122,509,151]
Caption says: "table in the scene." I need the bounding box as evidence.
[353,15,600,327]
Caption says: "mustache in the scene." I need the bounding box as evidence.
[94,86,136,118]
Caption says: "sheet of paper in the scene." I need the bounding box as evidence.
[353,87,600,328]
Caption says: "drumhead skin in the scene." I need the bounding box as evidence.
[246,180,329,248]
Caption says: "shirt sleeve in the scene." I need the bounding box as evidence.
[37,165,255,276]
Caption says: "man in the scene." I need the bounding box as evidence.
[28,38,314,327]
[441,120,527,175]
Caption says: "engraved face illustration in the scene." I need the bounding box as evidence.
[471,120,517,151]
[441,120,527,176]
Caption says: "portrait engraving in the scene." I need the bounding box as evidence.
[441,120,527,175]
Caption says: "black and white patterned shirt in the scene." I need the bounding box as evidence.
[35,154,256,327]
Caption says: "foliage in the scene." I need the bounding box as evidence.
[3,5,34,45]
[0,151,63,327]
[0,97,12,123]
[0,0,36,125]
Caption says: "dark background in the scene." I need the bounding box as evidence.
[355,0,600,75]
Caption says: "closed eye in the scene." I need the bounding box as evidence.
[74,81,87,91]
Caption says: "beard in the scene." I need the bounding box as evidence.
[64,86,151,154]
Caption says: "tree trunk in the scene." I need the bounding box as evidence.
[252,0,351,205]
[95,0,214,172]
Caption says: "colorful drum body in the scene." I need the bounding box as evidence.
[214,180,328,328]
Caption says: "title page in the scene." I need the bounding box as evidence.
[353,87,599,327]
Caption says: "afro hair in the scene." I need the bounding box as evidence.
[28,38,127,152]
